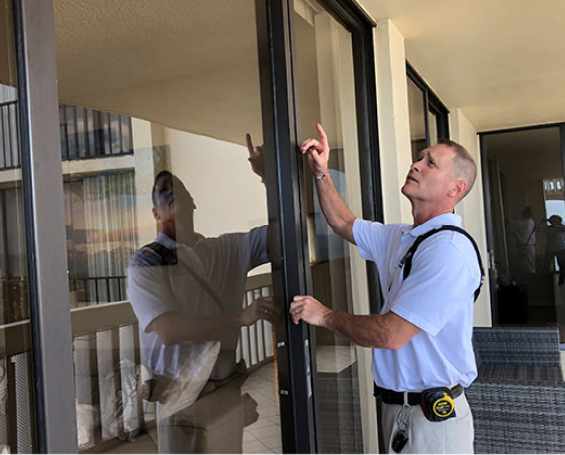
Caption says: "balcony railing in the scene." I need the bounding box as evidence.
[59,103,133,162]
[0,101,20,170]
[69,276,127,307]
[0,101,134,172]
[0,273,273,453]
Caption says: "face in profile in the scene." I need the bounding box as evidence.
[401,144,458,204]
[152,173,197,235]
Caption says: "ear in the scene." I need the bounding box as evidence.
[152,207,160,222]
[449,179,467,199]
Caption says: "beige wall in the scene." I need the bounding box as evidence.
[450,109,492,326]
[374,20,413,224]
[131,119,270,275]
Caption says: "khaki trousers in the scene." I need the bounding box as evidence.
[380,392,474,454]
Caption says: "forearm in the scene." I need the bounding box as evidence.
[315,173,356,243]
[321,310,418,350]
[153,311,243,346]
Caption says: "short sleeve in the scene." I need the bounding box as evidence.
[247,225,268,269]
[390,235,480,336]
[352,218,385,263]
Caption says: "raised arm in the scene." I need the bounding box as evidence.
[301,124,357,244]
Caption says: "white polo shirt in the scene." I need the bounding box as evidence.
[352,213,480,391]
[127,226,268,380]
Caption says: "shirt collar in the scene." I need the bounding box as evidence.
[156,231,178,250]
[155,231,205,250]
[402,212,463,238]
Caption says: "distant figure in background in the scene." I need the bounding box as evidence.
[510,206,537,279]
[539,215,565,285]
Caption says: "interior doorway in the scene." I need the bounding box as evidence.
[482,125,565,340]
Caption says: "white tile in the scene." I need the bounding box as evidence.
[243,430,257,443]
[265,415,281,426]
[262,434,283,450]
[246,417,274,431]
[249,425,281,440]
[259,406,280,418]
[243,440,271,454]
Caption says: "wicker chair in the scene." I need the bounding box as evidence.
[467,327,565,453]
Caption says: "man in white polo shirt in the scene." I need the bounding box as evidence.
[290,124,482,454]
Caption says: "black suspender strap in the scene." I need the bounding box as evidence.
[399,225,485,302]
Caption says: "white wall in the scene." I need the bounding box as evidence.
[450,109,493,327]
[163,127,268,237]
[131,119,270,275]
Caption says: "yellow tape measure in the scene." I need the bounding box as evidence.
[432,392,455,417]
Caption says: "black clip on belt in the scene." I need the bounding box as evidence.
[375,384,464,406]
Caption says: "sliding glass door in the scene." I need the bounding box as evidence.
[9,0,380,452]
[482,125,565,340]
[292,0,378,452]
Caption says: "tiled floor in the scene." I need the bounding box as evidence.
[241,361,282,454]
[101,360,282,454]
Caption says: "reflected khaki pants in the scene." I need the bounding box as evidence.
[156,379,258,454]
[379,392,474,454]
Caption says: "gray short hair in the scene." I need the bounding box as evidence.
[438,138,477,200]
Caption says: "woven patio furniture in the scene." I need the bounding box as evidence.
[467,327,565,454]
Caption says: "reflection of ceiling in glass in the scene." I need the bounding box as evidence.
[0,0,16,89]
[484,128,561,179]
[53,0,263,146]
[407,78,426,140]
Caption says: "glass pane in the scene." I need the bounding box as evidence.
[54,2,283,453]
[0,0,38,451]
[407,77,426,160]
[484,127,565,339]
[294,1,370,452]
[428,109,438,146]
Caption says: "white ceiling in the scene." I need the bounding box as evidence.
[359,0,565,132]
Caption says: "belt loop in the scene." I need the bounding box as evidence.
[403,391,409,406]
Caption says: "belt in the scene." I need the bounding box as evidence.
[375,384,464,406]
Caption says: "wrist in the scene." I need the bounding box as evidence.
[314,169,329,181]
[237,308,247,327]
[319,309,334,328]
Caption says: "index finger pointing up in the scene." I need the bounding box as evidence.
[316,123,328,145]
[246,133,255,154]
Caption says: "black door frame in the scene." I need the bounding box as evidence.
[257,0,381,452]
[479,122,565,326]
[406,63,450,146]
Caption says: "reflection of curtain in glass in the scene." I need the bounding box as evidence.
[0,189,29,322]
[83,173,136,304]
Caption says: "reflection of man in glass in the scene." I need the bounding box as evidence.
[127,144,276,453]
[539,215,565,285]
[510,206,537,279]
